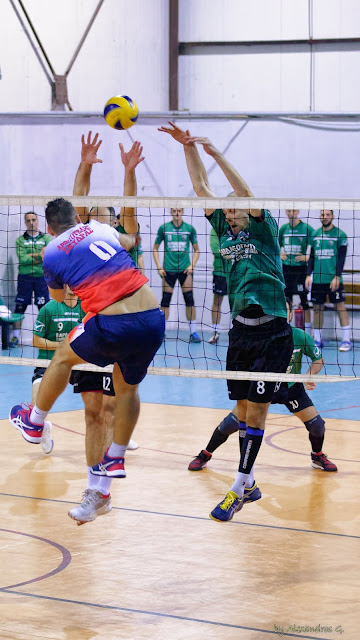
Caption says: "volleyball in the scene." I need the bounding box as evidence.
[103,95,138,130]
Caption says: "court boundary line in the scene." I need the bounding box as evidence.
[1,492,359,540]
[0,589,332,639]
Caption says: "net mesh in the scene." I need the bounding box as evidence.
[0,195,359,383]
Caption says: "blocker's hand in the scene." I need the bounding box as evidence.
[186,136,218,156]
[81,131,103,164]
[305,382,316,390]
[119,141,144,171]
[158,121,192,145]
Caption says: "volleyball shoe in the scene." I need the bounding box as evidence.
[9,404,43,444]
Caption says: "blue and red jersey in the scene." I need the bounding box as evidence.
[43,220,147,313]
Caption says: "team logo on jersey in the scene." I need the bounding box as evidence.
[34,320,45,332]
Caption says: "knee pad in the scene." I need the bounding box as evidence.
[305,415,325,437]
[161,291,172,308]
[183,290,194,307]
[218,412,239,435]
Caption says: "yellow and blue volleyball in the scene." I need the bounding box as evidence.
[103,95,138,130]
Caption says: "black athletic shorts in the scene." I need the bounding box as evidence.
[32,366,77,386]
[310,282,346,305]
[71,370,115,396]
[15,274,49,312]
[164,271,188,288]
[213,274,227,296]
[283,265,309,310]
[271,382,314,413]
[227,317,294,403]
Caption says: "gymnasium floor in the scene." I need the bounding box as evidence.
[0,336,359,639]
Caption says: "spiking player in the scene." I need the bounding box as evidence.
[10,193,165,523]
[160,122,293,522]
[188,298,337,476]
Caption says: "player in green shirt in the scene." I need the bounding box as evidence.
[208,227,228,344]
[153,208,201,342]
[279,209,314,332]
[305,209,352,352]
[32,287,84,453]
[188,298,337,474]
[11,212,51,346]
[159,122,293,522]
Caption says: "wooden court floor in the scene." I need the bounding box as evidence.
[0,403,359,640]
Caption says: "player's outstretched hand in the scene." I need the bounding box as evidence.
[187,136,218,156]
[158,121,192,145]
[81,131,103,164]
[119,141,144,171]
[305,382,316,390]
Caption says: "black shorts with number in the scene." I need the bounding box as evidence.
[15,274,50,312]
[32,366,77,386]
[164,271,188,288]
[310,282,346,305]
[227,317,294,403]
[71,370,115,396]
[271,382,314,413]
[213,274,227,296]
[282,265,309,310]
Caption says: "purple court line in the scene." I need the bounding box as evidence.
[265,426,360,463]
[0,528,71,590]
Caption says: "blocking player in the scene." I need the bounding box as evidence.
[9,196,165,525]
[32,286,85,454]
[67,132,143,522]
[153,207,201,342]
[208,226,227,344]
[188,298,337,476]
[279,209,313,332]
[305,209,352,351]
[159,122,293,522]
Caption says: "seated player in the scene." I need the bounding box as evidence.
[153,207,201,342]
[68,132,142,521]
[9,195,165,526]
[189,299,337,476]
[32,286,84,454]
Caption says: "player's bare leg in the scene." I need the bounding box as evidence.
[335,301,352,351]
[182,273,200,342]
[294,405,337,471]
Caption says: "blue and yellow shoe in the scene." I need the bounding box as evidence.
[210,490,243,522]
[243,481,262,504]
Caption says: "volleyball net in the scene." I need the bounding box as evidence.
[0,195,359,384]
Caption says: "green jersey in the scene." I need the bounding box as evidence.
[34,299,85,360]
[155,221,197,272]
[278,221,314,267]
[209,209,286,318]
[310,226,348,284]
[16,231,51,277]
[210,227,224,276]
[116,223,142,267]
[286,327,322,387]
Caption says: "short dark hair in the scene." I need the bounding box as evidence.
[24,211,37,221]
[45,198,76,234]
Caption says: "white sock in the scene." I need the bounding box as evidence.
[213,324,219,332]
[231,472,248,496]
[313,329,322,343]
[30,404,48,425]
[245,467,255,489]
[107,442,127,458]
[189,321,197,333]
[342,326,350,343]
[304,323,312,334]
[97,476,113,496]
[87,467,99,490]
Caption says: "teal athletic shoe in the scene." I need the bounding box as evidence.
[210,490,244,522]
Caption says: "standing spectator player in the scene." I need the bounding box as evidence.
[159,122,293,522]
[188,298,337,475]
[32,287,84,454]
[208,226,228,344]
[153,208,201,342]
[305,209,352,351]
[279,209,313,333]
[11,212,51,346]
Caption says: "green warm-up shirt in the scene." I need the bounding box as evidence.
[286,327,322,387]
[155,221,197,272]
[33,299,85,360]
[310,226,348,284]
[210,227,224,276]
[16,231,51,277]
[278,221,314,267]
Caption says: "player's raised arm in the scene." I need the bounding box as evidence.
[119,141,144,234]
[159,122,216,216]
[73,131,103,223]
